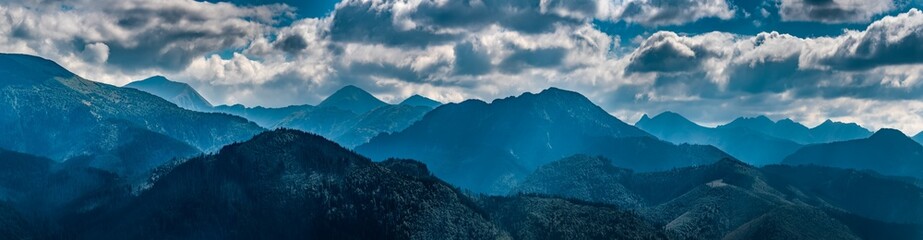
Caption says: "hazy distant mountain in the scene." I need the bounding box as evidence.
[811,119,873,143]
[913,131,923,145]
[399,94,442,108]
[212,104,314,128]
[357,88,733,193]
[330,104,433,147]
[0,53,264,161]
[718,116,873,144]
[636,112,802,166]
[719,116,813,144]
[61,120,201,180]
[782,128,923,179]
[317,85,388,114]
[516,155,923,239]
[123,76,213,112]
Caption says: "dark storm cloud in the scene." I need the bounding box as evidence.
[0,0,291,72]
[274,34,308,53]
[779,0,895,23]
[818,9,923,70]
[106,25,258,71]
[625,31,727,73]
[328,1,461,47]
[328,0,587,47]
[499,47,567,74]
[453,42,492,76]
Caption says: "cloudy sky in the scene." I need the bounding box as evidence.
[2,0,923,133]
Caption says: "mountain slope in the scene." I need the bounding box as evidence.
[636,111,802,166]
[0,148,123,221]
[0,53,264,161]
[399,94,442,108]
[719,116,814,144]
[478,195,666,240]
[782,128,923,179]
[212,104,315,128]
[357,88,728,194]
[68,129,506,239]
[762,164,923,224]
[317,85,388,114]
[811,119,873,143]
[123,76,212,112]
[515,155,923,239]
[716,116,872,145]
[277,104,432,148]
[60,120,201,180]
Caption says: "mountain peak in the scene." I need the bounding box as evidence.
[318,85,387,114]
[722,115,774,130]
[870,128,908,140]
[637,114,652,123]
[399,94,441,108]
[124,76,212,111]
[815,119,861,128]
[0,53,76,83]
[648,111,700,127]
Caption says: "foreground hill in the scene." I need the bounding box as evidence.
[123,76,213,112]
[782,128,923,180]
[0,148,124,224]
[357,88,730,193]
[66,129,504,239]
[515,155,923,239]
[636,112,802,165]
[0,53,264,161]
[59,129,667,239]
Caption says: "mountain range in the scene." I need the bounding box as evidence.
[50,129,668,239]
[0,53,263,167]
[783,128,923,180]
[357,88,729,193]
[717,116,872,144]
[636,112,803,165]
[123,76,440,148]
[514,154,923,239]
[2,52,922,239]
[123,76,213,112]
[635,112,875,166]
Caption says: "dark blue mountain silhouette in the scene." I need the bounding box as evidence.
[783,128,923,180]
[913,131,923,145]
[59,129,665,239]
[515,154,923,239]
[0,53,263,162]
[399,94,442,108]
[636,112,802,166]
[722,117,873,144]
[211,103,315,127]
[811,119,873,143]
[357,88,727,193]
[317,85,388,114]
[123,76,213,112]
[204,85,432,148]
